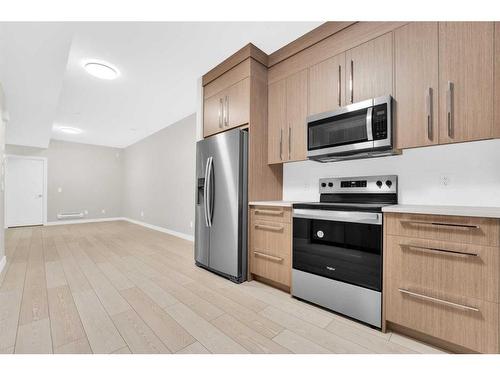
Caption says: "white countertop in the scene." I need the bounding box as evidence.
[382,204,500,219]
[248,201,296,207]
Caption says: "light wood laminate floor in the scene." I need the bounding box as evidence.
[0,221,445,354]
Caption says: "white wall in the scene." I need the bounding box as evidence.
[122,114,196,239]
[283,139,500,207]
[6,140,123,222]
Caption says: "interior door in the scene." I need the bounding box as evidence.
[286,69,308,162]
[345,32,393,104]
[268,79,287,164]
[308,53,346,116]
[5,156,45,227]
[208,129,245,278]
[394,22,439,149]
[438,22,494,144]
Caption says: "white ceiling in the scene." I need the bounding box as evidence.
[0,22,321,148]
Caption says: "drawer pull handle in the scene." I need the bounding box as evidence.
[254,209,284,216]
[253,251,283,262]
[254,224,284,231]
[400,220,479,229]
[398,289,479,312]
[405,245,478,257]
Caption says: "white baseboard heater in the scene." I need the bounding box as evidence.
[57,212,85,220]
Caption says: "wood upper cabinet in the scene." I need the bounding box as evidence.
[394,22,439,149]
[345,32,393,104]
[286,70,308,162]
[203,77,250,138]
[268,80,286,164]
[268,69,308,164]
[438,22,494,144]
[494,22,500,138]
[308,53,346,116]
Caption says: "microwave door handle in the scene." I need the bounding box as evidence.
[366,107,373,141]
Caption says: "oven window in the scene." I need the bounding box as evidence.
[308,109,368,151]
[293,217,382,291]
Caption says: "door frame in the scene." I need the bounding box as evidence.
[5,154,48,227]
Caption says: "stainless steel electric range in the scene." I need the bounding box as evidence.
[292,175,397,328]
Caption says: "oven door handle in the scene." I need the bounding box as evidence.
[293,209,382,225]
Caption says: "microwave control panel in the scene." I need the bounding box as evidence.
[372,103,388,140]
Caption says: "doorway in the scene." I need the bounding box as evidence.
[5,155,47,227]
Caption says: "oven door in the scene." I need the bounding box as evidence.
[292,209,382,291]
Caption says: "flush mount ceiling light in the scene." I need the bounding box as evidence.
[53,125,83,135]
[83,60,120,80]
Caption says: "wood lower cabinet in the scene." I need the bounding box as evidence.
[249,205,292,290]
[438,22,494,144]
[384,212,500,353]
[345,32,393,104]
[308,52,346,116]
[394,22,439,149]
[267,70,308,164]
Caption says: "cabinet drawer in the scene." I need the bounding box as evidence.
[250,248,291,287]
[250,221,291,258]
[385,235,499,303]
[250,207,291,223]
[385,213,500,246]
[385,283,499,353]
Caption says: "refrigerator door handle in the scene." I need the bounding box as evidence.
[206,156,214,227]
[203,157,210,227]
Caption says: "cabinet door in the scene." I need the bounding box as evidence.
[286,69,308,162]
[345,32,393,104]
[225,77,250,129]
[308,53,346,116]
[203,93,223,137]
[268,80,287,164]
[495,22,500,138]
[439,22,494,144]
[394,22,439,149]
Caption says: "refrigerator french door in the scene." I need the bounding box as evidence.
[195,128,248,283]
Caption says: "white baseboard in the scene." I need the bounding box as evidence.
[0,255,6,274]
[123,217,194,242]
[45,217,126,226]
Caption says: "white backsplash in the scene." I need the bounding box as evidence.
[283,139,500,207]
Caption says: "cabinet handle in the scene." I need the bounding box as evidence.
[253,251,284,263]
[400,220,479,229]
[404,244,478,257]
[398,289,479,312]
[349,60,354,103]
[338,65,342,107]
[224,95,229,126]
[426,87,433,140]
[288,126,291,160]
[218,98,223,128]
[279,128,283,160]
[446,81,454,138]
[254,209,284,216]
[254,223,284,231]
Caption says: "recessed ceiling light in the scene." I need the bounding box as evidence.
[53,125,83,135]
[83,60,120,80]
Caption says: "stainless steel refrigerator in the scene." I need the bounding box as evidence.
[195,128,248,283]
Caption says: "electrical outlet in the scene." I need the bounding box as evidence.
[440,175,451,187]
[57,187,62,193]
[190,221,193,228]
[84,210,88,215]
[140,210,144,218]
[101,209,106,214]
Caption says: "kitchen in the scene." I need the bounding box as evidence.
[1,2,500,373]
[195,21,500,355]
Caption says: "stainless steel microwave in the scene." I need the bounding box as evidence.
[307,96,394,162]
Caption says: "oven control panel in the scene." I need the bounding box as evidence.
[319,175,397,194]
